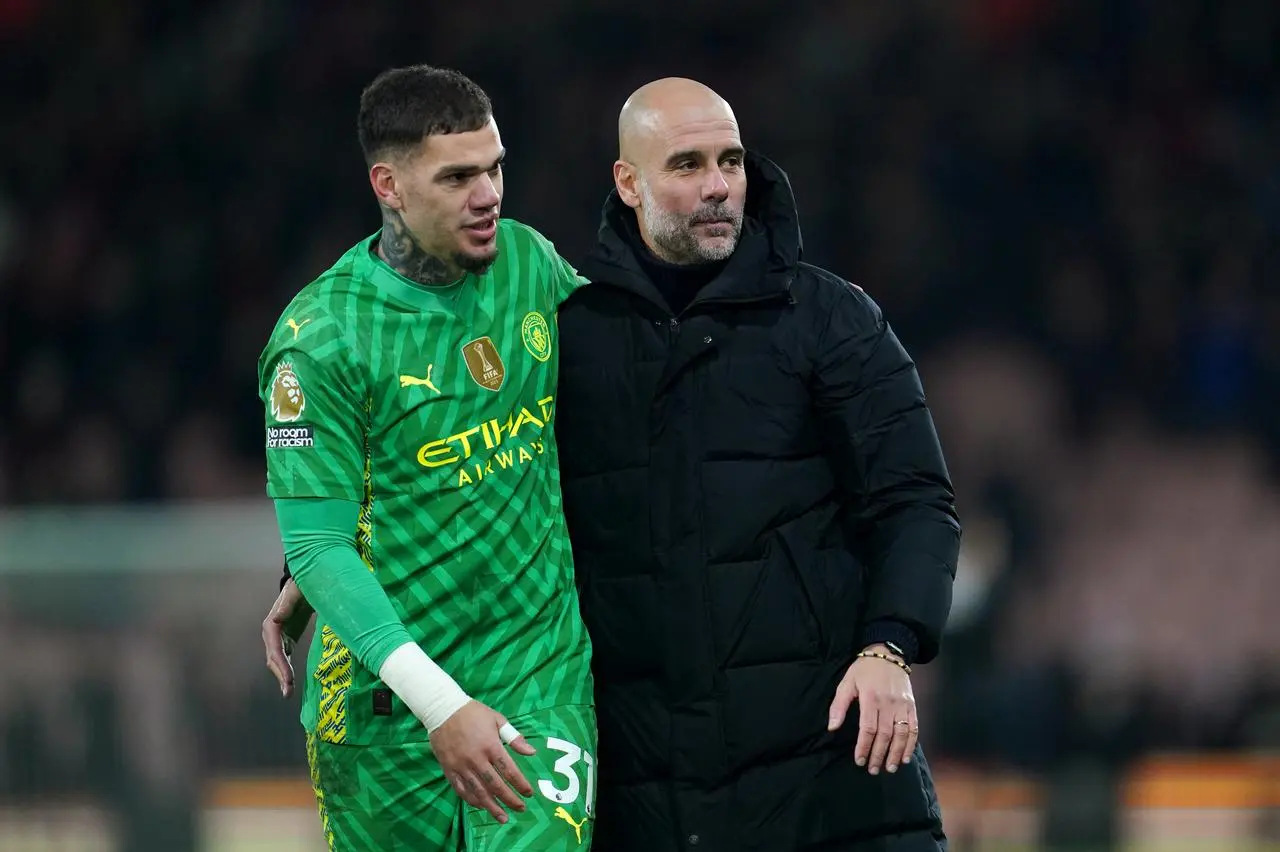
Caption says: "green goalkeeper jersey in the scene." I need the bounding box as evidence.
[259,220,592,747]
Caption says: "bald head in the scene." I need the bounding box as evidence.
[617,78,737,162]
[612,78,747,265]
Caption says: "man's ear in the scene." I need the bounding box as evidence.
[614,160,641,209]
[369,162,402,210]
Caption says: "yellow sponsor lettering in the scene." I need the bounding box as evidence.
[511,407,544,435]
[419,395,555,488]
[447,425,482,459]
[416,439,459,468]
[488,414,513,446]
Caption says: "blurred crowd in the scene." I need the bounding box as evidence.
[2,0,1279,795]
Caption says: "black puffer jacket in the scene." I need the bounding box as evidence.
[556,153,960,852]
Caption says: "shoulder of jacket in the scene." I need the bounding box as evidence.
[792,262,883,325]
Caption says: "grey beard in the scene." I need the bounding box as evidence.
[649,219,741,264]
[641,197,742,265]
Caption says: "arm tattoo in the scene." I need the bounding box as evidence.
[379,206,458,286]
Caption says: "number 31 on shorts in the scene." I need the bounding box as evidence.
[537,737,595,815]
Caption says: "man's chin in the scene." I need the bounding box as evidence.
[694,235,738,262]
[455,248,499,276]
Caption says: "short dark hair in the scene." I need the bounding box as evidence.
[357,65,493,164]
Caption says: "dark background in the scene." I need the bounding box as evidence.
[1,1,1277,849]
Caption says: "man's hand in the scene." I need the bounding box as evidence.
[263,579,315,697]
[826,644,919,775]
[430,701,537,824]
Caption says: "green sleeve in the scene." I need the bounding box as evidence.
[551,251,591,305]
[259,319,366,501]
[525,226,589,305]
[274,497,412,673]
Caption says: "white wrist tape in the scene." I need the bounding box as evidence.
[377,642,471,733]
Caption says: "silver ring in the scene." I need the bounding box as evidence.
[894,720,910,727]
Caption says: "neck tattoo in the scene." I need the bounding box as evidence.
[378,207,459,286]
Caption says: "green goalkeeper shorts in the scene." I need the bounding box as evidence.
[307,703,597,851]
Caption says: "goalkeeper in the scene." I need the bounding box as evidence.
[258,65,595,851]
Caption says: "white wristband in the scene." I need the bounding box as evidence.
[377,642,471,733]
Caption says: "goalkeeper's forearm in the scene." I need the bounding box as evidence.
[274,497,470,732]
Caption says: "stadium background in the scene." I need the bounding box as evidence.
[2,1,1278,849]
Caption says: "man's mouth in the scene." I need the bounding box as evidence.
[464,217,497,239]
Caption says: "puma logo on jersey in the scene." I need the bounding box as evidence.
[553,807,588,844]
[286,317,312,339]
[399,365,441,394]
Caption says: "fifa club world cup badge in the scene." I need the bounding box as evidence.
[462,336,505,391]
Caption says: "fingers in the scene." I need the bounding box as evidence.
[853,692,877,768]
[450,749,532,825]
[499,721,537,757]
[866,703,895,775]
[827,676,858,732]
[264,582,313,698]
[494,751,535,798]
[885,715,912,773]
[451,772,511,824]
[480,763,529,816]
[261,617,293,697]
[854,687,919,774]
[902,704,920,765]
[266,655,293,697]
[862,693,917,774]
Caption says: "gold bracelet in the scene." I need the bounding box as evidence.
[857,650,912,676]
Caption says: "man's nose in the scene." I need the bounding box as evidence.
[702,167,730,202]
[472,174,500,209]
